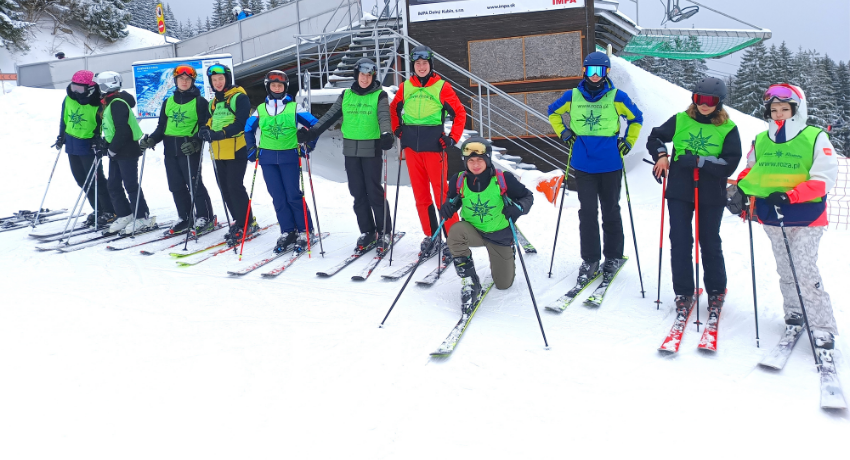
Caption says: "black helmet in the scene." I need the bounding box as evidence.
[693,77,727,102]
[206,63,232,90]
[410,45,434,73]
[460,136,493,170]
[354,58,378,77]
[264,70,288,99]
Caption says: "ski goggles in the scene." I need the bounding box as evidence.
[584,65,607,78]
[692,93,720,107]
[266,73,287,84]
[173,65,197,79]
[763,84,801,105]
[410,50,433,62]
[355,62,377,76]
[462,142,488,157]
[69,83,90,94]
[206,64,229,76]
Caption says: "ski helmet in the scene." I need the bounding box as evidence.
[583,51,611,69]
[206,63,232,90]
[354,58,378,77]
[264,70,288,99]
[95,71,122,94]
[70,70,97,97]
[410,45,434,73]
[762,83,802,119]
[693,77,727,103]
[460,136,493,170]
[172,64,197,90]
[582,52,610,89]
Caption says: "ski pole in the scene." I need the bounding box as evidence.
[380,205,453,327]
[747,200,760,348]
[437,149,446,276]
[389,140,403,265]
[57,154,98,240]
[129,146,149,238]
[298,153,312,257]
[621,155,645,298]
[548,152,572,278]
[304,145,325,256]
[209,144,232,231]
[775,205,820,367]
[64,156,101,245]
[693,168,702,331]
[182,145,205,251]
[381,148,390,262]
[32,149,63,227]
[507,204,549,349]
[238,155,261,260]
[655,171,667,309]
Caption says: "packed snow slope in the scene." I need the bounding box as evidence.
[0,56,847,459]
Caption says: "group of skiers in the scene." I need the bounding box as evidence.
[54,47,839,351]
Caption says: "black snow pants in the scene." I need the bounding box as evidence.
[345,155,391,234]
[68,154,114,214]
[667,198,727,296]
[215,149,252,228]
[164,152,213,223]
[574,168,624,263]
[107,157,149,218]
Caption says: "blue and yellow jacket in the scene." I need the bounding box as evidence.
[547,79,643,174]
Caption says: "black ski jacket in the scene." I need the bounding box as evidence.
[102,91,142,159]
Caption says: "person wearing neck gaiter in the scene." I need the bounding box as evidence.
[647,77,741,315]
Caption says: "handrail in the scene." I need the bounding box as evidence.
[323,0,359,34]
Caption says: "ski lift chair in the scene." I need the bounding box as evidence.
[662,0,699,24]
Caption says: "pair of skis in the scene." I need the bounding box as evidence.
[316,232,405,280]
[430,276,495,356]
[34,219,169,252]
[544,257,629,312]
[173,223,278,267]
[226,232,330,277]
[758,325,846,410]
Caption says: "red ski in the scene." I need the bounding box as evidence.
[658,288,704,354]
[697,289,727,352]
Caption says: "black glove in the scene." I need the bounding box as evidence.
[765,191,790,206]
[247,147,260,162]
[181,138,201,155]
[393,126,402,138]
[296,127,314,144]
[439,197,461,221]
[560,129,576,150]
[502,201,523,222]
[439,135,455,151]
[617,139,631,157]
[379,132,394,150]
[676,152,699,169]
[138,134,155,150]
[53,135,64,151]
[199,127,225,142]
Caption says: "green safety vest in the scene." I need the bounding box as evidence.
[163,96,199,137]
[568,88,620,137]
[341,89,381,140]
[63,97,99,140]
[460,176,508,233]
[401,80,445,126]
[671,112,737,160]
[210,93,240,131]
[257,101,298,150]
[102,98,143,143]
[737,126,822,202]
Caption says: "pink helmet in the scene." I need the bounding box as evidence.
[71,70,95,86]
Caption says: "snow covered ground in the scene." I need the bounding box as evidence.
[0,57,848,458]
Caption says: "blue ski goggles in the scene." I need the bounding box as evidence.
[410,50,433,62]
[584,65,608,78]
[207,64,229,76]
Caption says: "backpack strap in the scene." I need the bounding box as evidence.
[456,171,466,198]
[494,169,508,195]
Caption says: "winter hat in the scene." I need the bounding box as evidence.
[460,136,493,170]
[71,70,95,86]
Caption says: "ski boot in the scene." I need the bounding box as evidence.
[274,231,297,254]
[84,212,97,228]
[356,232,376,252]
[120,216,154,235]
[707,292,725,318]
[376,232,393,253]
[674,295,694,316]
[453,255,481,314]
[97,212,116,227]
[421,236,440,258]
[813,329,835,350]
[193,216,216,236]
[577,260,600,285]
[295,231,311,252]
[107,214,134,234]
[167,219,191,236]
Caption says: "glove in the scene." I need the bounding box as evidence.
[560,129,576,150]
[439,197,461,221]
[676,152,699,169]
[393,126,402,138]
[199,127,225,142]
[765,191,790,206]
[138,134,155,151]
[379,132,394,150]
[181,138,201,155]
[53,135,64,151]
[502,201,523,222]
[247,147,259,161]
[617,139,631,157]
[697,156,728,168]
[296,127,314,144]
[439,135,455,151]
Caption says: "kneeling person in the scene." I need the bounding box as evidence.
[439,137,534,310]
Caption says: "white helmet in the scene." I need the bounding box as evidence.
[232,6,242,15]
[95,71,122,94]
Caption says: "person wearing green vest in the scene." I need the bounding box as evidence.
[438,137,533,311]
[735,83,839,351]
[94,71,153,235]
[244,70,319,253]
[139,64,215,236]
[647,77,741,313]
[301,58,396,253]
[54,70,116,228]
[198,63,256,247]
[547,51,643,288]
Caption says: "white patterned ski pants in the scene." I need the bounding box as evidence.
[763,225,837,334]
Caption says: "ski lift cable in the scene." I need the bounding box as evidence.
[685,0,762,30]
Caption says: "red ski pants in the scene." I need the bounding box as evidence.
[405,148,458,236]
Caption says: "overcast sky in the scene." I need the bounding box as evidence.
[169,0,850,77]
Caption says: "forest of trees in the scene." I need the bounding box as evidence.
[636,40,850,155]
